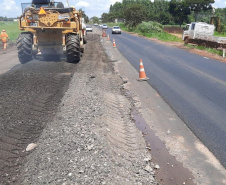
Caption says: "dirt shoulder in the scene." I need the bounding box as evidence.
[0,44,16,55]
[0,46,20,75]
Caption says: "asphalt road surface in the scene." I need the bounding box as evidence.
[105,27,226,168]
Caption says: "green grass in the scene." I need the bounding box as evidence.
[214,31,226,37]
[0,21,21,41]
[185,44,223,56]
[137,31,182,42]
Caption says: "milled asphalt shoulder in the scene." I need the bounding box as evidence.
[21,32,158,185]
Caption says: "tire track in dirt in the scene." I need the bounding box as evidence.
[94,48,154,183]
[0,60,77,184]
[105,93,142,160]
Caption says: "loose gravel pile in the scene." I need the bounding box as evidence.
[21,33,158,184]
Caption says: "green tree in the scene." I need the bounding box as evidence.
[169,0,190,26]
[185,0,215,21]
[101,13,110,23]
[80,9,89,23]
[91,16,100,24]
[109,2,124,20]
[158,12,171,25]
[215,8,226,25]
[124,4,147,29]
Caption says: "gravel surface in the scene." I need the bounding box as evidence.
[21,33,158,184]
[0,57,77,184]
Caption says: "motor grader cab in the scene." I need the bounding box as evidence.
[17,0,85,63]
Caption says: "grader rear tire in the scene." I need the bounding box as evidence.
[66,34,80,63]
[17,33,33,64]
[184,37,189,45]
[83,36,87,44]
[201,41,207,48]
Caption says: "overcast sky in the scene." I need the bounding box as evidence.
[0,0,226,18]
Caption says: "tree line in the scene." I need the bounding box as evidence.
[0,16,17,21]
[100,0,226,31]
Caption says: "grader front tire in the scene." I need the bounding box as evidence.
[66,34,80,63]
[17,33,33,64]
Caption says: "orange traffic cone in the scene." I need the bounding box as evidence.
[138,59,149,81]
[113,38,116,47]
[102,29,107,37]
[107,34,110,41]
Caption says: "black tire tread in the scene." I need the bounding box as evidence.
[83,36,87,44]
[17,33,33,64]
[184,37,189,45]
[66,34,80,63]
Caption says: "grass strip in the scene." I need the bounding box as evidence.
[185,44,223,56]
[137,31,181,42]
[0,21,21,42]
[214,31,226,37]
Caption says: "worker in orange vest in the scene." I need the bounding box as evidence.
[0,30,9,52]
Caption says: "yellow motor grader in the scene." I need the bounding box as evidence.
[17,0,86,63]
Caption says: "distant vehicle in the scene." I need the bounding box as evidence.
[102,24,108,29]
[182,22,226,48]
[112,26,121,34]
[94,23,98,26]
[86,25,93,32]
[99,24,103,27]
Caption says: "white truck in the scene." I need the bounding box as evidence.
[182,22,226,48]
